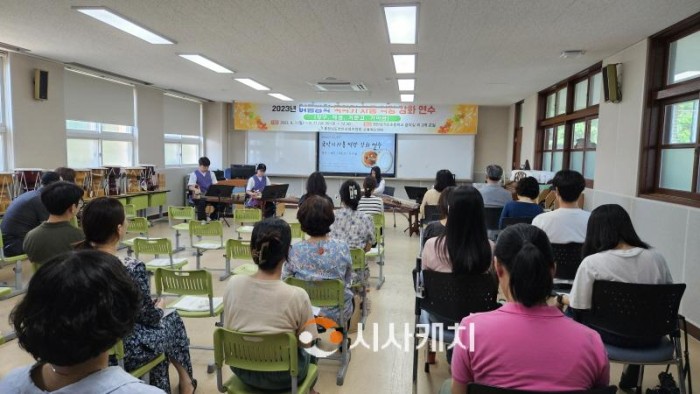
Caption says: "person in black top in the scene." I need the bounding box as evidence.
[422,186,454,248]
[1,171,60,257]
[298,171,334,207]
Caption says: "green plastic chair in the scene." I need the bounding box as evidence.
[350,248,369,325]
[0,227,29,298]
[365,222,386,290]
[69,215,79,228]
[284,277,350,386]
[189,220,224,270]
[134,238,188,272]
[213,328,319,394]
[122,217,150,256]
[221,239,256,281]
[109,339,165,384]
[289,221,304,243]
[0,286,11,298]
[154,268,223,374]
[124,204,137,219]
[168,206,195,252]
[233,208,261,240]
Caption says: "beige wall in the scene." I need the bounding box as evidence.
[473,106,510,182]
[135,85,164,168]
[203,102,227,169]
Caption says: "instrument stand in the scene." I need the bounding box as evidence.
[215,195,230,227]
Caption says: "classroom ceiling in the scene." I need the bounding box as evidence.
[1,0,699,105]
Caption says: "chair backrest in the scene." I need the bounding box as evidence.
[424,205,440,223]
[289,222,304,240]
[284,277,344,309]
[155,268,213,298]
[350,248,366,271]
[372,213,385,228]
[467,383,618,394]
[384,186,395,196]
[551,243,583,280]
[421,271,499,323]
[133,238,173,258]
[224,239,253,260]
[537,188,550,206]
[126,217,149,235]
[124,204,137,218]
[189,220,224,244]
[168,206,195,224]
[483,206,504,231]
[500,216,533,229]
[214,328,299,376]
[234,207,262,223]
[580,281,686,341]
[109,339,125,361]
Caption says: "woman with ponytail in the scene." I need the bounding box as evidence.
[78,197,195,394]
[448,224,609,393]
[223,218,318,392]
[330,180,375,252]
[357,176,384,216]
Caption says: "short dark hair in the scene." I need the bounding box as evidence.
[40,171,60,187]
[582,204,649,259]
[251,218,292,271]
[11,250,140,366]
[494,224,554,307]
[40,181,84,215]
[486,165,503,181]
[515,176,540,200]
[437,186,455,219]
[434,169,456,192]
[306,172,327,197]
[80,197,125,247]
[297,195,334,236]
[199,157,211,167]
[362,176,376,198]
[54,167,76,183]
[370,166,382,183]
[551,170,585,203]
[340,180,362,210]
[256,163,267,172]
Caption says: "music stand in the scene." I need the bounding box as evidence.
[260,184,289,218]
[206,184,235,226]
[405,186,428,204]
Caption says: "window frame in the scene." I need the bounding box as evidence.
[0,53,6,171]
[164,134,201,167]
[66,120,135,168]
[639,12,700,207]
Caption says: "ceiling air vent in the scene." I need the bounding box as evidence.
[314,81,368,92]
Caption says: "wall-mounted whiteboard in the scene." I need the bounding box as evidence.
[396,134,475,180]
[246,131,316,176]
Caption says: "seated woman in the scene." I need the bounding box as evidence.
[79,197,196,394]
[298,171,334,207]
[369,166,385,195]
[421,185,492,274]
[330,180,375,252]
[224,218,318,393]
[449,224,609,393]
[357,176,384,217]
[421,186,454,248]
[498,176,543,229]
[0,250,164,393]
[556,204,673,390]
[283,195,353,325]
[420,169,456,219]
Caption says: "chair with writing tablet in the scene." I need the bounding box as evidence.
[109,339,165,385]
[366,213,386,290]
[121,217,149,256]
[134,238,188,272]
[168,206,196,253]
[189,220,224,270]
[233,207,262,240]
[220,238,257,281]
[0,227,29,299]
[350,248,369,325]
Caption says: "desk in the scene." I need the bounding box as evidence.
[382,196,420,236]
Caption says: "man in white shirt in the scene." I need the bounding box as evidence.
[532,170,589,244]
[477,164,513,207]
[187,156,219,221]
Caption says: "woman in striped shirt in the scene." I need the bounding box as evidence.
[357,176,384,217]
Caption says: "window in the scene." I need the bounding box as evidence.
[536,63,601,185]
[640,13,700,207]
[164,134,200,167]
[0,54,6,171]
[66,120,134,168]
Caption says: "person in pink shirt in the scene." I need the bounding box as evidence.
[449,224,609,393]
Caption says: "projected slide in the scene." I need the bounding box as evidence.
[318,132,396,176]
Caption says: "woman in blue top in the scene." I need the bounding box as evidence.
[498,176,543,229]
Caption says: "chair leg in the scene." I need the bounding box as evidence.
[173,230,184,253]
[195,249,202,270]
[336,336,350,386]
[14,261,23,290]
[636,365,644,394]
[376,254,385,290]
[219,258,232,281]
[677,361,687,394]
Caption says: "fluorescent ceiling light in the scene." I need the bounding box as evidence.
[235,78,270,91]
[179,54,234,73]
[393,54,416,74]
[383,5,417,44]
[73,7,174,44]
[400,94,414,102]
[397,79,415,91]
[269,93,293,102]
[164,92,203,103]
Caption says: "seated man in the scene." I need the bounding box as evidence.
[477,164,512,207]
[187,156,220,221]
[1,171,60,257]
[54,166,76,183]
[246,163,275,218]
[23,181,85,265]
[532,169,589,244]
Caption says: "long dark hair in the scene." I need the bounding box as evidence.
[363,176,377,198]
[306,171,327,197]
[494,224,554,307]
[77,197,125,249]
[434,169,456,192]
[582,204,649,258]
[371,166,382,184]
[436,186,491,275]
[251,218,292,272]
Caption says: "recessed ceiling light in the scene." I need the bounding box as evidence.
[397,79,415,91]
[179,54,234,73]
[383,5,417,45]
[73,6,174,44]
[393,54,416,74]
[560,50,586,58]
[235,78,270,91]
[269,93,293,102]
[400,94,414,102]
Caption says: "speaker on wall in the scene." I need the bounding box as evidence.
[602,63,621,103]
[34,69,48,100]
